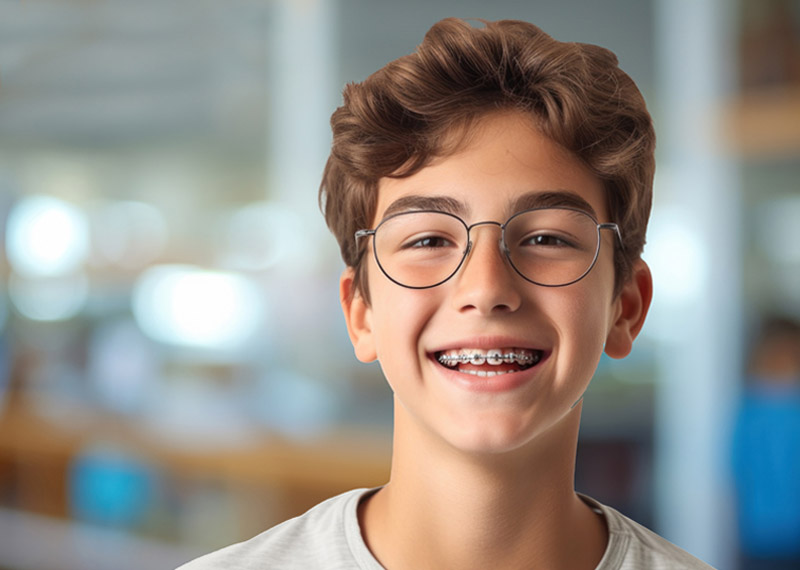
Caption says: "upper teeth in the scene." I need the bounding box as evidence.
[437,348,538,368]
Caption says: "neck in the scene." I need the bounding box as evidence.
[359,400,607,570]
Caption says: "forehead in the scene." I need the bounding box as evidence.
[374,112,606,224]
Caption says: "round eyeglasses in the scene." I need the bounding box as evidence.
[354,207,622,289]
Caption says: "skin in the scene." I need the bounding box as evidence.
[340,111,653,570]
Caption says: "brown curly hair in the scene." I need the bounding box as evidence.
[319,18,655,300]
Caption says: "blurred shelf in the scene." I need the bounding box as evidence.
[0,404,391,487]
[723,85,800,157]
[0,403,391,521]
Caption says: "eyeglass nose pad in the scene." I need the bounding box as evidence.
[462,237,510,266]
[500,238,510,257]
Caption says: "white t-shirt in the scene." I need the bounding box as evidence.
[177,488,715,569]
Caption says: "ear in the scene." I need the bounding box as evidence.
[340,267,377,363]
[604,259,653,359]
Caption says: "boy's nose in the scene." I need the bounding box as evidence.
[450,225,522,314]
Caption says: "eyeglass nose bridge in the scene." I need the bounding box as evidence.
[460,219,510,269]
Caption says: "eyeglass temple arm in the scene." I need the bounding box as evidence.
[354,229,375,240]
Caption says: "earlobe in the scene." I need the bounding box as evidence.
[340,268,377,363]
[604,259,653,359]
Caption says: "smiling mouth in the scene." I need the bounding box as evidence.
[435,348,543,377]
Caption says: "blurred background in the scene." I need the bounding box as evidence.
[0,0,798,568]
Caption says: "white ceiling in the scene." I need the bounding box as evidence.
[0,0,654,149]
[0,0,270,148]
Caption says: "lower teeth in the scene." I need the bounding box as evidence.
[460,369,509,377]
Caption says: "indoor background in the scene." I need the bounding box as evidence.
[0,0,798,569]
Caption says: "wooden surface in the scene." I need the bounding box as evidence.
[0,402,391,520]
[723,86,800,157]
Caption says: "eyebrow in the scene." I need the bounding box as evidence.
[379,189,599,223]
[511,191,598,220]
[381,195,468,219]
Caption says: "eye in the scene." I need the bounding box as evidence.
[523,233,575,248]
[404,235,454,249]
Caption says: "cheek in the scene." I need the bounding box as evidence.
[369,290,443,402]
[549,281,615,380]
[367,263,440,361]
[576,252,618,337]
[562,297,606,347]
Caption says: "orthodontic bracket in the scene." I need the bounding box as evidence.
[437,352,536,365]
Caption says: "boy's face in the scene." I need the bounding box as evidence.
[341,111,651,455]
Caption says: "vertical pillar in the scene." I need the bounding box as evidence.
[264,0,339,274]
[267,0,337,213]
[653,1,740,568]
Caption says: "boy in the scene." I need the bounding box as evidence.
[181,18,715,569]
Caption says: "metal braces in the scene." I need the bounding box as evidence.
[437,352,536,365]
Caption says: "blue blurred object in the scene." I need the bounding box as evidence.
[69,444,158,529]
[732,381,800,560]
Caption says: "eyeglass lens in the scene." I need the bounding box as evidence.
[371,208,602,288]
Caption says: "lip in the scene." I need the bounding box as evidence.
[427,336,550,394]
[429,335,547,354]
[431,352,549,393]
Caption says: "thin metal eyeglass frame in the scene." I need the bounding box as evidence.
[354,206,623,289]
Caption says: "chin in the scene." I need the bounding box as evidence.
[440,405,579,457]
[442,419,543,456]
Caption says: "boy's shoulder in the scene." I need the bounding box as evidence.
[176,488,381,570]
[582,495,715,570]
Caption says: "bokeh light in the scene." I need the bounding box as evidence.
[5,195,90,278]
[131,265,265,351]
[645,208,709,306]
